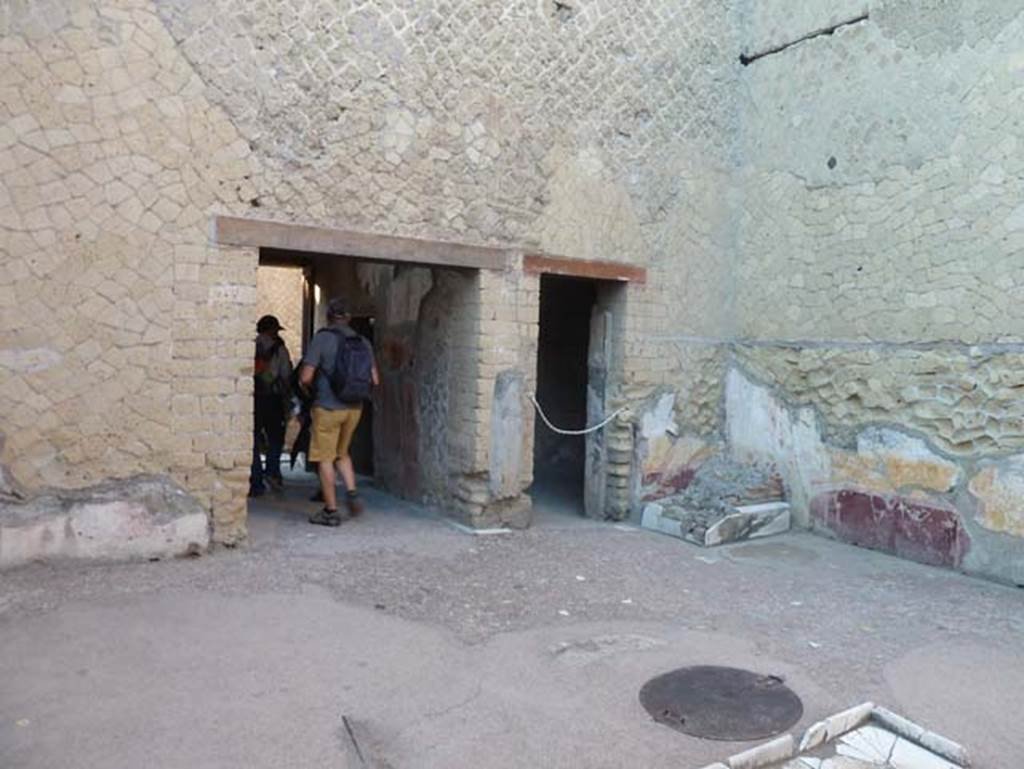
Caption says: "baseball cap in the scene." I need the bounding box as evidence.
[326,298,350,319]
[256,314,284,333]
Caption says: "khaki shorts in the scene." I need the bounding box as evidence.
[308,406,363,463]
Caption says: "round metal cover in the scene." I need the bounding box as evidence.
[639,665,803,741]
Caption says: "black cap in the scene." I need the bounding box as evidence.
[257,314,284,333]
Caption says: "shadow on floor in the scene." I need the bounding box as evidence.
[247,454,445,545]
[530,476,583,516]
[252,453,617,548]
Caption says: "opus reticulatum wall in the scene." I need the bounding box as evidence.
[2,0,1022,582]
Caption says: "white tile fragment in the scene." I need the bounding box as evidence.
[890,737,960,769]
[916,730,969,767]
[821,759,871,769]
[822,758,882,769]
[824,702,874,740]
[797,719,828,752]
[871,706,926,742]
[837,724,898,763]
[871,706,969,766]
[728,734,794,769]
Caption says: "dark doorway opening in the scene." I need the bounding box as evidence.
[244,237,490,539]
[531,274,596,516]
[254,249,379,493]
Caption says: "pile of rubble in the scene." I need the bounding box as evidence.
[642,456,790,547]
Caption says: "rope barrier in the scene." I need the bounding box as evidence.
[528,393,626,436]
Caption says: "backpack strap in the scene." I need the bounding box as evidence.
[319,327,346,343]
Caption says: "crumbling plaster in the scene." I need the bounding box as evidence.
[724,367,1024,585]
[733,345,1024,458]
[0,474,208,569]
[637,0,1024,581]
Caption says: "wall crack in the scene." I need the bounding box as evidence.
[739,13,870,66]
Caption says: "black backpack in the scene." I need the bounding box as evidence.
[324,329,373,404]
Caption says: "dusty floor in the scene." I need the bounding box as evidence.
[1,477,1022,769]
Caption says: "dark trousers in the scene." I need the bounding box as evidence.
[250,395,286,492]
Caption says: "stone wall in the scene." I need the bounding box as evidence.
[725,0,1024,583]
[149,0,741,524]
[256,265,304,357]
[363,263,488,510]
[1,0,738,544]
[153,0,738,250]
[9,0,1017,582]
[0,2,260,544]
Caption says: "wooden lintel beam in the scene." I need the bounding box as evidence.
[523,253,646,283]
[212,215,510,271]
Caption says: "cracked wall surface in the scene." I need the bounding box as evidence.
[724,0,1024,582]
[738,2,1024,342]
[734,345,1024,458]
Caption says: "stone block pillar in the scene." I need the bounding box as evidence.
[449,259,538,528]
[170,242,256,545]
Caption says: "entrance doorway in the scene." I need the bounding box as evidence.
[255,249,378,495]
[531,275,597,516]
[215,214,522,538]
[530,272,627,521]
[248,243,485,530]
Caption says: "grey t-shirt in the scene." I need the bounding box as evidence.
[302,324,371,410]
